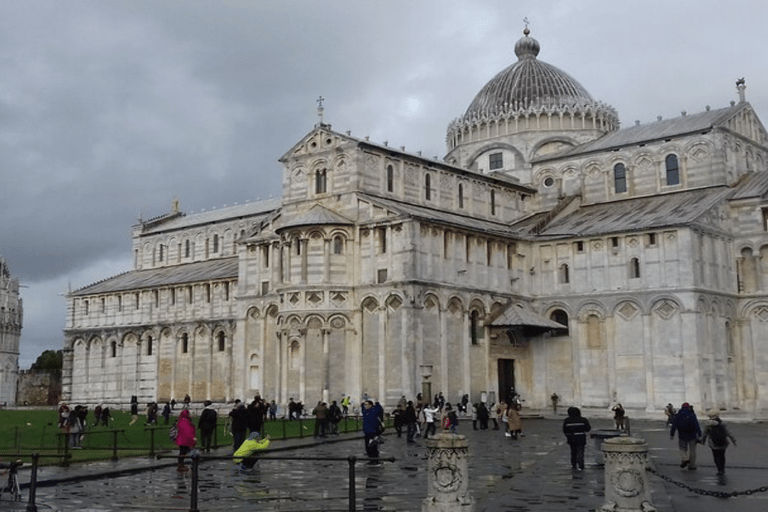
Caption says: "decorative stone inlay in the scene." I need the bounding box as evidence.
[288,293,300,305]
[617,302,639,320]
[592,240,603,250]
[755,307,768,322]
[330,317,345,329]
[653,300,677,319]
[387,296,403,309]
[331,292,346,306]
[627,237,639,247]
[292,167,306,182]
[307,292,323,306]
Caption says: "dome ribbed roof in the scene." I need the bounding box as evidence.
[464,28,597,118]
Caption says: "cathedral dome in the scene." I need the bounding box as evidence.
[465,28,598,117]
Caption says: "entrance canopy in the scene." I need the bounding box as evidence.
[490,303,566,335]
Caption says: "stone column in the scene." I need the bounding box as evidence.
[601,437,656,512]
[422,433,474,512]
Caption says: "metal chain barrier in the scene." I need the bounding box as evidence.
[647,466,768,498]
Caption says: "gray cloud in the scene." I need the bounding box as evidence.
[1,0,766,367]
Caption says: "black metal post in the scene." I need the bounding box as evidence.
[189,453,199,512]
[61,434,70,467]
[148,427,156,457]
[111,430,119,461]
[348,456,356,512]
[26,453,39,512]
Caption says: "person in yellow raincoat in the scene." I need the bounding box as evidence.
[233,432,271,469]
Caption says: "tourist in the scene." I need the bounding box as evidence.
[328,400,342,435]
[670,402,702,470]
[341,395,351,416]
[445,403,459,433]
[228,400,248,451]
[361,400,381,462]
[92,404,102,427]
[174,409,196,472]
[100,406,112,427]
[477,402,489,430]
[562,406,591,470]
[68,405,83,448]
[422,402,439,439]
[506,402,522,439]
[162,402,172,424]
[312,401,329,438]
[57,401,70,430]
[198,400,218,452]
[701,409,737,476]
[268,400,277,421]
[247,396,265,436]
[404,400,418,443]
[664,403,676,426]
[129,396,139,426]
[183,394,191,409]
[233,432,271,470]
[612,403,626,431]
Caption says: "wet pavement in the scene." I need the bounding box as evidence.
[7,411,768,511]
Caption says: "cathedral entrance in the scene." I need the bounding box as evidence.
[497,359,515,404]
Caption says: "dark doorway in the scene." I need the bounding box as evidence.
[497,359,515,404]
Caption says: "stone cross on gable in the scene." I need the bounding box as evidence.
[316,96,325,124]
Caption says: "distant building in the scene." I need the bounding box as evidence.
[0,257,22,405]
[63,29,768,418]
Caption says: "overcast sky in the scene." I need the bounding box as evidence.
[2,0,766,369]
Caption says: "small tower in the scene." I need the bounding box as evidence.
[0,257,22,405]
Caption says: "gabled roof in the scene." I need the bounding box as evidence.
[490,303,565,331]
[277,204,353,231]
[358,193,523,238]
[514,187,731,237]
[729,171,768,201]
[535,104,745,162]
[139,198,281,235]
[71,258,239,296]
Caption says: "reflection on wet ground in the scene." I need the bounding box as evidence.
[25,418,768,511]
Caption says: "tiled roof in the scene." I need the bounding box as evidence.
[515,187,731,237]
[140,198,281,234]
[490,303,565,329]
[536,104,742,161]
[729,171,768,200]
[359,194,523,238]
[71,258,239,296]
[278,204,353,230]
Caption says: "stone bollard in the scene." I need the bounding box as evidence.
[422,432,475,512]
[601,437,656,512]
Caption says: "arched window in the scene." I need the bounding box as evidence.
[425,174,432,201]
[111,341,117,358]
[490,190,496,216]
[315,169,327,194]
[458,183,464,209]
[217,331,226,352]
[185,239,191,258]
[559,263,570,284]
[181,333,189,354]
[212,234,219,253]
[470,310,481,345]
[386,165,394,193]
[629,257,640,278]
[614,163,627,193]
[333,236,344,255]
[665,154,679,186]
[550,309,569,335]
[147,336,153,356]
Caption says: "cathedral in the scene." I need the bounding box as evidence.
[62,28,768,418]
[0,257,22,405]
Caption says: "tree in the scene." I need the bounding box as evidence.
[30,349,63,371]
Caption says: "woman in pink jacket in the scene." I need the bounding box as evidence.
[175,409,197,472]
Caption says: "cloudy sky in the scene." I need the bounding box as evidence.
[2,0,766,369]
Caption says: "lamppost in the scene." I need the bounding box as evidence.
[419,364,433,404]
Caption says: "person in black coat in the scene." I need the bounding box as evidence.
[562,406,591,470]
[198,400,218,452]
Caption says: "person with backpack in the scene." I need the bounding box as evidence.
[198,400,218,452]
[562,406,591,470]
[701,409,737,475]
[174,409,196,472]
[670,402,702,470]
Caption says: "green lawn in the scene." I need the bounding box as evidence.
[0,409,368,466]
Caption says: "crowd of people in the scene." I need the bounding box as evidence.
[57,392,738,477]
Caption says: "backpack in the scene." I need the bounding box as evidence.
[709,423,728,446]
[169,423,179,441]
